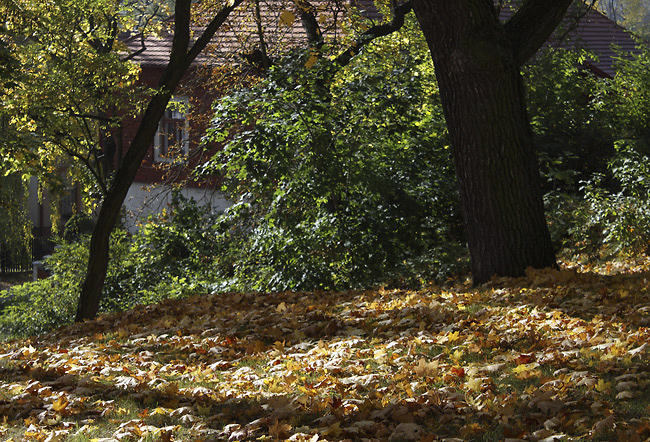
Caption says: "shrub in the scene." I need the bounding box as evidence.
[570,142,650,258]
[200,31,466,292]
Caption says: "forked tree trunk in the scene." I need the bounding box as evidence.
[411,0,568,284]
[75,0,243,321]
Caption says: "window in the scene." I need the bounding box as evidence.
[154,97,189,162]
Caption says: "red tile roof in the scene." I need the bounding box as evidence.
[501,5,641,77]
[123,3,641,78]
[121,0,359,68]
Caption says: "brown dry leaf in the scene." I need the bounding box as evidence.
[414,358,439,377]
[268,420,292,439]
[389,423,425,441]
[615,390,635,400]
[592,414,617,436]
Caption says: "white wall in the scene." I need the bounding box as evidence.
[28,177,51,235]
[122,182,231,232]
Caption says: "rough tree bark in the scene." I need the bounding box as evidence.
[410,0,573,284]
[75,0,243,321]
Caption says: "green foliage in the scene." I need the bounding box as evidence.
[608,42,650,141]
[569,142,650,258]
[200,28,465,292]
[0,277,78,339]
[1,237,96,338]
[114,193,222,305]
[524,47,614,193]
[0,193,226,338]
[0,235,92,338]
[529,44,650,257]
[0,0,151,211]
[0,173,32,263]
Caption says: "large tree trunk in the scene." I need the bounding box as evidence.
[411,0,569,284]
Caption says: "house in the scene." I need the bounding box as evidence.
[500,3,641,78]
[117,1,337,231]
[118,31,231,233]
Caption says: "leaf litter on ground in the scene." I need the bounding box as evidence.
[0,257,649,442]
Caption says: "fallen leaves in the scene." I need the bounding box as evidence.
[1,260,650,441]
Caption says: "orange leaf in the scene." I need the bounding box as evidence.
[451,366,465,378]
[52,396,69,412]
[516,353,535,364]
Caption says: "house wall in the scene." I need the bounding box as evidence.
[122,181,231,232]
[117,64,230,231]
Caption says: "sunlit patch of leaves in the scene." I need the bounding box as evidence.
[1,258,650,441]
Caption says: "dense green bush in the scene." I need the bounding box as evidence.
[524,47,614,194]
[530,44,650,257]
[0,232,138,338]
[118,193,223,303]
[569,142,650,258]
[200,29,466,292]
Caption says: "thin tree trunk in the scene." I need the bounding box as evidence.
[411,0,567,284]
[75,0,243,321]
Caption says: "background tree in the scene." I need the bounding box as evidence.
[74,0,247,321]
[0,25,31,265]
[0,0,155,209]
[598,0,650,38]
[1,0,246,320]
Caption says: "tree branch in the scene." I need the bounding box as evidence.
[295,0,324,47]
[334,1,412,68]
[170,0,192,68]
[504,0,574,65]
[186,0,246,64]
[253,0,271,69]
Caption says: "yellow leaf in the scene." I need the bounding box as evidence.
[447,331,460,343]
[595,379,612,393]
[414,358,439,377]
[279,10,295,27]
[268,420,292,439]
[513,364,530,374]
[465,377,482,392]
[52,396,69,412]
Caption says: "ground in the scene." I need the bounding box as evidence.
[0,272,31,292]
[0,258,649,441]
